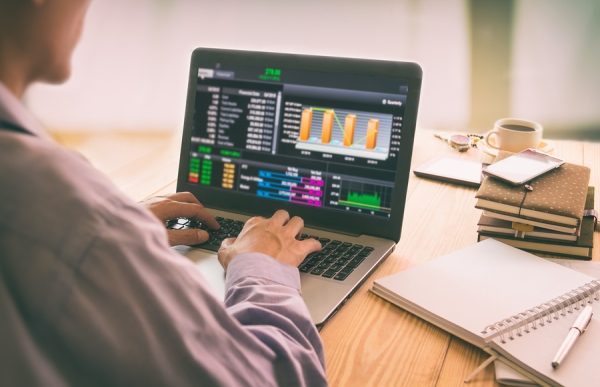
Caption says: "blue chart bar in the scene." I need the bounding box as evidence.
[257,191,290,201]
[258,181,290,191]
[258,170,302,183]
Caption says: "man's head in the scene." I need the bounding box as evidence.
[0,0,91,97]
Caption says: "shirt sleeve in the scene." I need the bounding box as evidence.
[225,253,327,385]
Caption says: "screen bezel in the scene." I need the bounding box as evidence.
[177,48,422,242]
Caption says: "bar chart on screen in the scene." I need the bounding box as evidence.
[327,176,394,216]
[294,106,393,160]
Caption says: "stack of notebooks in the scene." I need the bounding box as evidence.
[474,151,594,259]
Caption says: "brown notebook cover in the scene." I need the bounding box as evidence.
[478,187,595,260]
[475,151,590,227]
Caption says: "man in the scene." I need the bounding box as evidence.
[0,1,327,386]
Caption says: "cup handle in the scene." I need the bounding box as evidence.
[484,130,500,149]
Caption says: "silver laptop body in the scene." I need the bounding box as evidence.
[174,48,422,328]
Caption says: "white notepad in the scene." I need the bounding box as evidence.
[371,239,600,387]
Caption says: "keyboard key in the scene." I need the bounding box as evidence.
[329,264,342,271]
[342,253,355,260]
[341,242,352,247]
[300,265,314,273]
[346,257,365,268]
[324,257,337,263]
[322,270,337,278]
[215,217,224,221]
[317,262,331,269]
[336,246,349,252]
[330,251,343,258]
[336,259,349,266]
[339,266,354,275]
[357,250,372,257]
[330,240,342,245]
[363,246,374,251]
[353,244,363,249]
[310,268,325,275]
[334,270,352,281]
[319,238,330,244]
[177,218,189,225]
[171,224,184,230]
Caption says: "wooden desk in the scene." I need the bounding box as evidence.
[97,129,599,387]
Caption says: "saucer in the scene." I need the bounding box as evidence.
[476,134,554,157]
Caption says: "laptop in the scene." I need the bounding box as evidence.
[172,48,422,328]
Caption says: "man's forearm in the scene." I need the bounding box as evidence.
[225,253,327,386]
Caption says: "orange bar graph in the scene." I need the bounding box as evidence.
[321,110,334,144]
[366,119,379,150]
[300,109,312,141]
[343,114,356,146]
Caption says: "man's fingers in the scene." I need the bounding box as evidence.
[270,210,290,226]
[165,192,203,206]
[165,202,220,230]
[297,238,322,258]
[284,216,304,237]
[167,229,209,246]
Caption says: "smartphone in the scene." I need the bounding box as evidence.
[413,156,488,188]
[482,149,564,186]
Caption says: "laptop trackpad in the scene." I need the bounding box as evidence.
[172,246,226,301]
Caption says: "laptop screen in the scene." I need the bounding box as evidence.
[185,63,408,219]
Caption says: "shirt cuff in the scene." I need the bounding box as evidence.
[225,252,301,292]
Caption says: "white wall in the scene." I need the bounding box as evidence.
[511,0,600,131]
[25,0,470,132]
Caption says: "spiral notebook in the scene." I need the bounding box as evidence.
[371,239,600,387]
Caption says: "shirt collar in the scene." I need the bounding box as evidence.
[0,82,53,141]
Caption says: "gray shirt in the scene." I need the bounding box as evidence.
[0,83,327,387]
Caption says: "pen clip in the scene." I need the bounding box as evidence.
[581,311,593,334]
[573,305,593,335]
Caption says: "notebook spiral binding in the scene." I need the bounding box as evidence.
[481,279,600,344]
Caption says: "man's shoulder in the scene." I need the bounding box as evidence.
[0,132,140,249]
[0,131,105,203]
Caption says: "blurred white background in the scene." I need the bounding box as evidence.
[24,0,600,139]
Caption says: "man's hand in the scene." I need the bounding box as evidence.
[140,192,220,246]
[218,210,321,270]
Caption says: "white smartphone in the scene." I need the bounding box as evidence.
[413,156,488,188]
[482,149,564,186]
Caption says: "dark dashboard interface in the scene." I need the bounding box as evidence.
[187,64,408,219]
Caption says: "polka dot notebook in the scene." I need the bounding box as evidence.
[475,151,591,228]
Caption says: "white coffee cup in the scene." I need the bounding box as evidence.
[484,118,543,153]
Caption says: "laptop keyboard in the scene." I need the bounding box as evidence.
[167,216,373,281]
[166,216,244,252]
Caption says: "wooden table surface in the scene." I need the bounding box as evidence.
[61,129,600,387]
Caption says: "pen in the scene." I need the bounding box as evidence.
[552,304,593,369]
